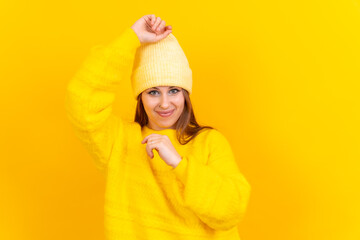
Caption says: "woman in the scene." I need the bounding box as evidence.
[65,14,251,240]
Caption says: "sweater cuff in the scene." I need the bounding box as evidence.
[108,27,141,57]
[122,27,142,50]
[171,156,188,184]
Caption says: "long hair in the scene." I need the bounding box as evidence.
[134,89,215,145]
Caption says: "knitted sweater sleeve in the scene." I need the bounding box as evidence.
[65,27,141,174]
[171,130,252,231]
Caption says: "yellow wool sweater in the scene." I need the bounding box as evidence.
[65,27,251,240]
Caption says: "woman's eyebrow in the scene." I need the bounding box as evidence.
[151,86,176,90]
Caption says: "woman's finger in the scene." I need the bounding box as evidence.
[153,17,162,31]
[141,134,162,144]
[151,14,156,24]
[146,144,153,158]
[146,140,161,158]
[146,146,154,158]
[143,15,158,33]
[156,29,172,41]
[156,20,166,32]
[144,17,153,31]
[141,134,154,144]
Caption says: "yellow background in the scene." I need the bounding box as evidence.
[1,0,359,239]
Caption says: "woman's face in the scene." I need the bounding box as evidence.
[141,86,185,130]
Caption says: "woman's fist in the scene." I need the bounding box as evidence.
[131,14,172,44]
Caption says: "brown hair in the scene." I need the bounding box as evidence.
[134,89,215,145]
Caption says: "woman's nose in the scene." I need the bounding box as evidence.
[159,94,170,108]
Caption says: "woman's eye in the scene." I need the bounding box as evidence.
[148,89,179,95]
[170,89,179,94]
[148,90,159,95]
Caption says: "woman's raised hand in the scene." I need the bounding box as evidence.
[131,14,172,44]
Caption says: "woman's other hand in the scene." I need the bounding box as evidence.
[131,14,172,44]
[141,133,182,168]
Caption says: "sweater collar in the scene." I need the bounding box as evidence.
[142,125,177,135]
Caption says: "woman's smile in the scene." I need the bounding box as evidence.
[156,109,175,117]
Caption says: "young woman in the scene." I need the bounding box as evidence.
[65,14,251,240]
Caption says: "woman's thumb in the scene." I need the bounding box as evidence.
[157,29,172,41]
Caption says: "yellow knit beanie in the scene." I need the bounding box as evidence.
[131,32,192,100]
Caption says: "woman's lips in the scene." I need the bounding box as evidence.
[157,110,175,118]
